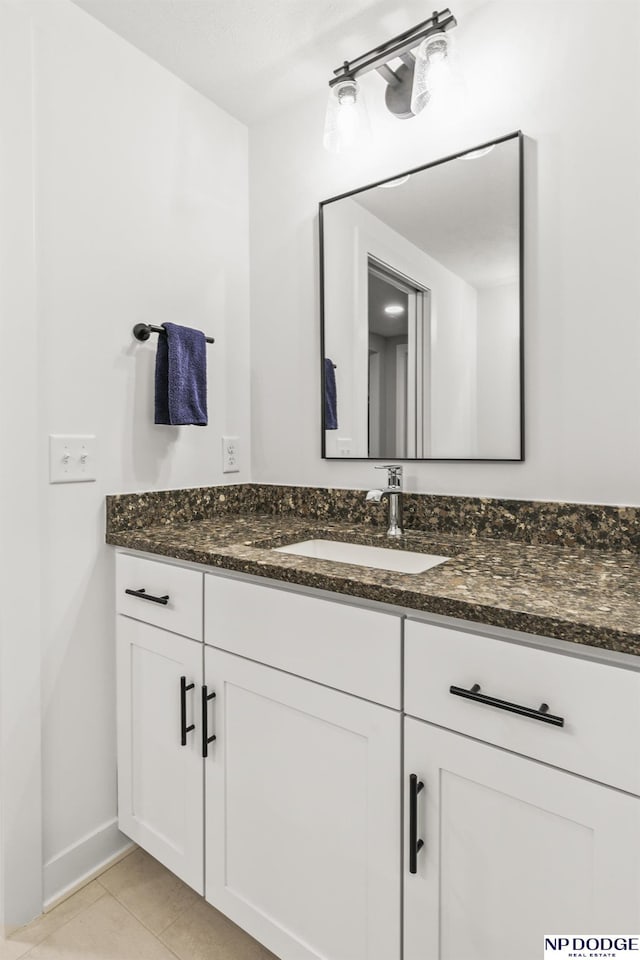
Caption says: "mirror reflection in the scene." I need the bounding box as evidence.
[321,132,523,461]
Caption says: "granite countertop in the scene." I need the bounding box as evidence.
[106,512,640,657]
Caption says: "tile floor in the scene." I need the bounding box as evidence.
[1,848,279,960]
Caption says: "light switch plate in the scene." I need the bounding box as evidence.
[49,435,97,483]
[338,438,353,456]
[222,436,240,474]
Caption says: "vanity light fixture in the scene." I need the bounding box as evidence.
[385,304,405,315]
[411,30,452,115]
[324,78,372,153]
[324,7,457,153]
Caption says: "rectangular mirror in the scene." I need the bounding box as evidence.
[320,131,523,461]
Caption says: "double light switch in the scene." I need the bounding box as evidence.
[49,435,97,483]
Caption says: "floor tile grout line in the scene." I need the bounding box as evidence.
[101,891,185,960]
[156,902,201,947]
[41,844,137,916]
[6,881,275,960]
[101,880,187,940]
[4,849,170,960]
[100,880,197,939]
[5,883,109,957]
[7,849,260,960]
[7,889,183,960]
[99,850,200,939]
[6,846,137,954]
[13,946,33,959]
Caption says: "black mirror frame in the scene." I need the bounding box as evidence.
[319,130,525,463]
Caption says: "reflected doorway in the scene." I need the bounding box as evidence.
[367,258,430,458]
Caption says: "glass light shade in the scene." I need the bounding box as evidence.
[410,31,451,116]
[323,78,371,154]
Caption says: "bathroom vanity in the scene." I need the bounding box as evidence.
[109,489,640,960]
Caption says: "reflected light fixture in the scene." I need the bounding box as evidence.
[459,144,496,159]
[324,8,457,154]
[385,304,405,316]
[378,174,411,189]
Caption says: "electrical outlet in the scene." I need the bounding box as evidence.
[338,437,353,456]
[222,436,240,474]
[49,435,97,483]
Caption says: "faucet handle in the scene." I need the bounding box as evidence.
[375,464,403,488]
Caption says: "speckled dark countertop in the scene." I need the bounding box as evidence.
[106,509,640,657]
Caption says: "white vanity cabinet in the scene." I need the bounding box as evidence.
[404,720,640,960]
[115,554,402,960]
[114,550,640,960]
[115,554,205,893]
[403,619,640,960]
[202,574,403,960]
[203,646,401,960]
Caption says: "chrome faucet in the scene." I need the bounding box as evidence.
[366,465,403,538]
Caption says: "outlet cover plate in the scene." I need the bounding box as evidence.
[222,436,240,474]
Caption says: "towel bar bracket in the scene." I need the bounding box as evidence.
[133,322,215,345]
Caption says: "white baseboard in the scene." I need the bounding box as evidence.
[43,818,134,909]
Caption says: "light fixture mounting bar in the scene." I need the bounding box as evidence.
[329,8,456,87]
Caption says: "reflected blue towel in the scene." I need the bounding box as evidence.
[324,358,338,430]
[154,322,208,426]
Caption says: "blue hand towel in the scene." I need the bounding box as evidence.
[324,358,338,430]
[154,322,208,426]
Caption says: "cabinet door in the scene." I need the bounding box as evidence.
[404,719,640,960]
[204,647,401,960]
[117,616,203,893]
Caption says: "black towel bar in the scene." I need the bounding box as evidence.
[133,322,215,344]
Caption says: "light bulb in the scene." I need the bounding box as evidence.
[323,78,371,154]
[411,31,451,116]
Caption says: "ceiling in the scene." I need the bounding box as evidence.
[369,274,408,338]
[71,0,486,125]
[354,135,519,288]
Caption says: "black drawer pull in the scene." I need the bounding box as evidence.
[125,587,169,606]
[180,677,195,746]
[449,683,565,727]
[409,773,424,874]
[201,685,217,758]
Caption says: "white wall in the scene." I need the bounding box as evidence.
[0,0,43,931]
[250,0,640,505]
[1,0,250,917]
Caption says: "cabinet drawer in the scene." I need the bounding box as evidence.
[116,552,203,641]
[405,619,640,794]
[205,574,401,707]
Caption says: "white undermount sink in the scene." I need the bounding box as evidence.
[273,539,448,575]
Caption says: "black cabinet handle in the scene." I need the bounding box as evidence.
[409,773,424,874]
[449,683,565,727]
[180,676,195,746]
[125,587,169,606]
[201,685,217,758]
